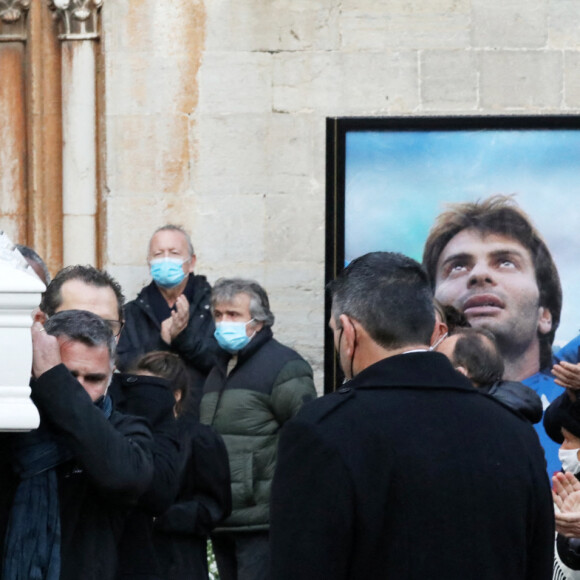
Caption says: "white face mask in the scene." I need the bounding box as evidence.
[559,447,580,474]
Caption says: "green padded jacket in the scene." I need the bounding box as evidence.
[200,327,316,532]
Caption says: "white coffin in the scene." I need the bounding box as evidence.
[0,238,44,431]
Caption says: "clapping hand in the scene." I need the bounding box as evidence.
[161,295,190,345]
[553,471,580,537]
[553,361,580,392]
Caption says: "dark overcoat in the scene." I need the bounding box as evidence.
[0,365,154,580]
[153,415,232,580]
[110,373,181,580]
[270,351,554,580]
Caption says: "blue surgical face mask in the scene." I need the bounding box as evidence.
[214,319,255,353]
[150,257,186,289]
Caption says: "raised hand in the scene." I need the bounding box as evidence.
[160,295,190,345]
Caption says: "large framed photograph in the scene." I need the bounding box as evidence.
[325,116,580,393]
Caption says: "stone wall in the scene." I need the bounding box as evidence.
[101,0,580,392]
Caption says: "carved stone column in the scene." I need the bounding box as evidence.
[0,1,30,242]
[50,0,102,266]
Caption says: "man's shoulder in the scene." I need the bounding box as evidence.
[190,273,211,290]
[293,386,356,426]
[295,374,534,431]
[261,337,308,365]
[255,339,313,388]
[123,287,152,314]
[186,275,212,319]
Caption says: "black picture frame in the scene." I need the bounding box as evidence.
[325,115,580,394]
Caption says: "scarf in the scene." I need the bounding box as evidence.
[2,394,113,580]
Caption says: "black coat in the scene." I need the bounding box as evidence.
[109,373,181,580]
[0,364,154,580]
[153,415,232,580]
[117,275,218,417]
[557,534,580,570]
[270,351,554,580]
[479,380,543,424]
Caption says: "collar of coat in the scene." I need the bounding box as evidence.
[348,351,476,393]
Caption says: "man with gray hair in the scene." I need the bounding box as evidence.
[200,278,316,580]
[117,224,216,416]
[0,310,154,580]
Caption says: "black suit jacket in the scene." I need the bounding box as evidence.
[270,351,554,580]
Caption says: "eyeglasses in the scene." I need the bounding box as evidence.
[103,319,124,337]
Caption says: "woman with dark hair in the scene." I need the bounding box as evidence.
[131,352,231,580]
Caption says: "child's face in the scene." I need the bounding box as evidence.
[561,427,580,454]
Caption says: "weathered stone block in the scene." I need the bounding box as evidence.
[264,194,325,262]
[193,111,326,199]
[421,50,478,110]
[272,51,419,114]
[341,10,470,52]
[192,114,271,195]
[340,0,470,11]
[63,215,96,266]
[107,114,190,197]
[479,51,562,109]
[106,196,170,265]
[191,193,266,265]
[105,0,206,57]
[548,1,580,48]
[563,52,580,108]
[264,260,323,292]
[204,0,340,52]
[106,53,198,116]
[471,0,548,48]
[106,265,151,303]
[198,52,273,115]
[267,113,326,196]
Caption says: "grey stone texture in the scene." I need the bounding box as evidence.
[471,0,548,48]
[421,50,478,110]
[479,51,563,109]
[564,52,580,108]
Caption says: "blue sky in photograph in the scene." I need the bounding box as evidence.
[345,129,580,346]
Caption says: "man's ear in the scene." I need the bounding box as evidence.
[455,365,470,379]
[537,306,553,336]
[338,314,356,356]
[430,320,448,347]
[186,255,197,273]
